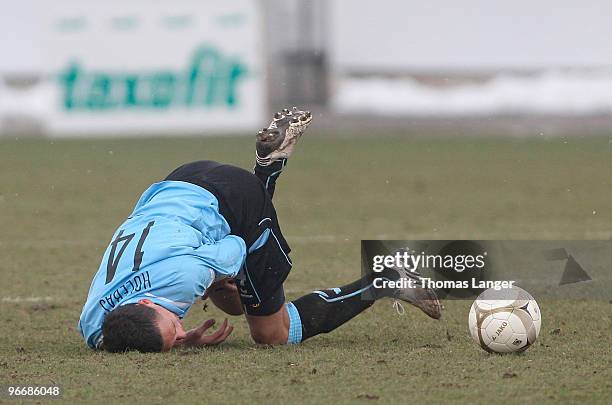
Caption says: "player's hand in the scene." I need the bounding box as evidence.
[202,278,238,300]
[220,278,238,293]
[202,279,244,315]
[182,318,234,347]
[212,278,238,294]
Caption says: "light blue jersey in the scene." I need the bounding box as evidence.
[78,181,246,349]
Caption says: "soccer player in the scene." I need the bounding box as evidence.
[78,107,441,353]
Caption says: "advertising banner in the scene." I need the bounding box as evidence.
[0,0,264,136]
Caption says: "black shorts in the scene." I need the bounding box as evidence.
[165,160,291,316]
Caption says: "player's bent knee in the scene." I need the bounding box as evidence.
[249,326,288,345]
[245,304,291,344]
[246,308,290,345]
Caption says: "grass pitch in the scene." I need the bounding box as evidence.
[0,134,611,404]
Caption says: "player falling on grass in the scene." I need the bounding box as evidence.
[78,107,441,352]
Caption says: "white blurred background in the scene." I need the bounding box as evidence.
[1,0,612,136]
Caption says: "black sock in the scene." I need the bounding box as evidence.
[291,274,379,341]
[253,159,287,199]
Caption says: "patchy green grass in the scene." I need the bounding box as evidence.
[0,134,611,404]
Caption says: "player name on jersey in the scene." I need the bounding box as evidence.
[98,271,152,312]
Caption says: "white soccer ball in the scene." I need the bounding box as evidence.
[468,286,541,353]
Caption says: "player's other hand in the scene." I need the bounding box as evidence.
[203,279,244,316]
[182,318,234,347]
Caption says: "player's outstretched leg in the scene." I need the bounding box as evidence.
[286,267,441,342]
[253,106,313,198]
[245,266,442,346]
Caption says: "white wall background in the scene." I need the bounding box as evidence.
[330,0,612,72]
[329,0,612,115]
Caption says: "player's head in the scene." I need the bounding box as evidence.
[101,299,186,352]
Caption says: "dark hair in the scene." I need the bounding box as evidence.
[101,304,163,353]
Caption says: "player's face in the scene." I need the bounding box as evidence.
[137,299,187,351]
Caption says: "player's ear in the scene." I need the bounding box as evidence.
[138,298,154,307]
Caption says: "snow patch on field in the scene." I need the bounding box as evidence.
[334,70,612,116]
[1,296,55,303]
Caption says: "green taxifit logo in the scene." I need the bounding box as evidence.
[59,45,248,111]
